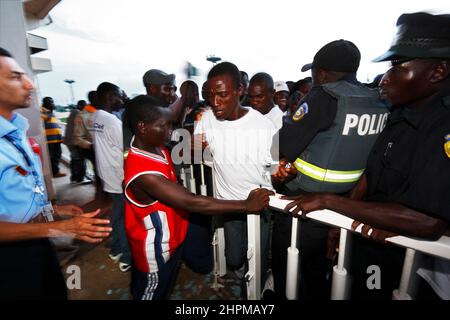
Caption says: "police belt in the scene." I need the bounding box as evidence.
[294,158,364,183]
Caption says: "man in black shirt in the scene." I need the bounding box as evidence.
[272,40,388,299]
[283,12,450,299]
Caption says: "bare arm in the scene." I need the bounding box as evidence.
[284,193,448,240]
[168,96,186,123]
[130,174,273,215]
[0,210,112,243]
[348,173,368,200]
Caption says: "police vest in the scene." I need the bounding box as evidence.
[287,81,389,194]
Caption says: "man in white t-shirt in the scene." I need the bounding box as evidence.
[92,82,131,272]
[248,72,284,131]
[194,62,277,290]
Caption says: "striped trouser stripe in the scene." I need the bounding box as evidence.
[142,272,159,300]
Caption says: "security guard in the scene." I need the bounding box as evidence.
[272,40,388,299]
[283,12,450,299]
[0,48,111,299]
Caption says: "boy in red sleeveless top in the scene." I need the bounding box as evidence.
[123,95,273,300]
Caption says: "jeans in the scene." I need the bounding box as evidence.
[221,208,272,281]
[68,145,86,182]
[110,193,131,264]
[182,214,213,274]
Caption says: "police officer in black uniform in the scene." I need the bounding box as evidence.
[283,12,450,299]
[272,40,388,299]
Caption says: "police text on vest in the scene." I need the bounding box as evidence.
[342,113,388,136]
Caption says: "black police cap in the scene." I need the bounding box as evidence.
[373,12,450,62]
[301,39,361,73]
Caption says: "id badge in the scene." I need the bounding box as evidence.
[41,203,55,222]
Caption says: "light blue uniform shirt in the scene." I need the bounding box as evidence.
[0,113,49,223]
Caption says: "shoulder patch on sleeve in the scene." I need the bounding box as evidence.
[444,134,450,159]
[292,102,309,122]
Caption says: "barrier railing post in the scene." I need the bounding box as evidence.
[331,228,352,300]
[188,165,196,193]
[200,163,207,196]
[208,162,227,287]
[246,213,261,300]
[285,217,299,300]
[180,167,187,188]
[392,248,421,300]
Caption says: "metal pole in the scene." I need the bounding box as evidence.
[392,248,421,300]
[285,217,299,299]
[69,83,75,104]
[331,228,352,300]
[189,165,196,193]
[246,213,261,300]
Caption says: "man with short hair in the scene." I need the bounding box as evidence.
[0,47,111,300]
[194,62,277,294]
[239,70,251,106]
[272,39,388,299]
[41,96,65,178]
[142,69,177,107]
[73,90,100,186]
[123,94,273,299]
[284,12,450,300]
[92,82,131,272]
[63,100,89,184]
[248,72,284,131]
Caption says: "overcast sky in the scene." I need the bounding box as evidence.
[32,0,449,105]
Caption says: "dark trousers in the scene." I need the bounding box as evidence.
[130,244,183,300]
[220,208,273,282]
[349,236,404,300]
[47,142,62,175]
[181,164,214,274]
[68,145,86,182]
[80,146,101,187]
[110,193,131,264]
[0,238,67,300]
[182,214,213,274]
[272,214,332,300]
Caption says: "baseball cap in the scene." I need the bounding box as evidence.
[143,69,175,86]
[274,81,290,93]
[301,39,361,73]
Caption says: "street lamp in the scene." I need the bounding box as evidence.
[64,79,76,105]
[206,55,221,65]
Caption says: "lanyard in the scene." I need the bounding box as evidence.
[3,134,45,196]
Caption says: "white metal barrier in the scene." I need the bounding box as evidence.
[169,162,450,300]
[269,194,450,300]
[184,163,262,299]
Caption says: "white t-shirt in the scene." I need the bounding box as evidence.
[417,256,450,300]
[194,107,276,200]
[92,109,124,194]
[264,105,284,131]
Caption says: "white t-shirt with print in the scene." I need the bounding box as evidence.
[92,109,124,194]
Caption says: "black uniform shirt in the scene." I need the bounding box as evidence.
[279,75,359,162]
[365,92,450,223]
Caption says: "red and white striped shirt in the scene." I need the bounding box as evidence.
[124,145,189,273]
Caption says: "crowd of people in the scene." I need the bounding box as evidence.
[0,11,449,300]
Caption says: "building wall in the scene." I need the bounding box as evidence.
[0,0,55,199]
